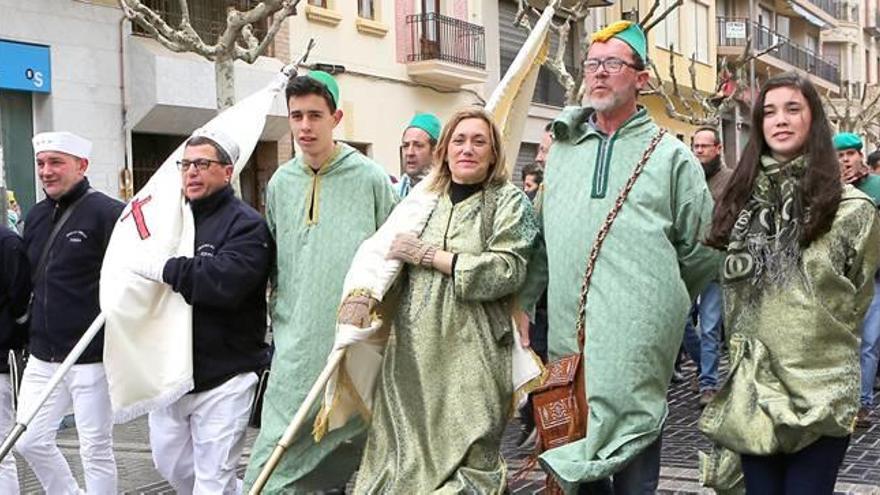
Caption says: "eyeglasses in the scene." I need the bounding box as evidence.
[583,57,639,74]
[176,159,227,171]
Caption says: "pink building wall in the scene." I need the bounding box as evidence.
[395,0,415,63]
[395,1,470,64]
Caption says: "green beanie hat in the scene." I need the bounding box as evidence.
[307,70,340,108]
[833,132,863,152]
[405,113,442,142]
[591,20,648,62]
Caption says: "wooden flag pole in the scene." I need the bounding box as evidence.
[248,348,346,494]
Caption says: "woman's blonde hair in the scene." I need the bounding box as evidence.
[427,107,509,193]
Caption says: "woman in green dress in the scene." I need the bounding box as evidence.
[341,107,537,494]
[700,73,880,493]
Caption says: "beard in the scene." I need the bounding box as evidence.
[590,92,625,112]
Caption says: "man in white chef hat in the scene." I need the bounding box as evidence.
[15,131,123,494]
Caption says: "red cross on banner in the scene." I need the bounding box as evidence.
[121,195,153,240]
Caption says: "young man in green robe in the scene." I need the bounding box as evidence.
[518,21,721,493]
[243,71,397,493]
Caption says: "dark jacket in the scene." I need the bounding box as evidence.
[23,178,124,364]
[704,156,733,204]
[162,186,272,392]
[0,226,31,372]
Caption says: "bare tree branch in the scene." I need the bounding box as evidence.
[177,0,190,25]
[643,0,682,34]
[119,0,303,109]
[119,0,301,62]
[119,0,192,53]
[640,0,663,28]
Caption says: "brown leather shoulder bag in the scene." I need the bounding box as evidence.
[531,130,667,493]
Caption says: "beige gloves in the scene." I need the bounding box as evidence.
[387,233,436,268]
[338,293,379,328]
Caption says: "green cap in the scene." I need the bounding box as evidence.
[307,70,340,108]
[833,132,863,152]
[405,113,442,142]
[591,21,648,62]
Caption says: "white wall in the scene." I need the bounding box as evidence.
[1,0,125,198]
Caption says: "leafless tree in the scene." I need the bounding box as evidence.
[119,0,301,109]
[513,0,684,106]
[823,83,880,148]
[644,35,780,128]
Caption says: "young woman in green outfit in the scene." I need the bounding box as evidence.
[701,72,880,493]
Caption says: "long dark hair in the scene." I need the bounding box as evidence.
[705,72,841,248]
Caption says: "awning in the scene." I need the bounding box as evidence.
[788,1,829,29]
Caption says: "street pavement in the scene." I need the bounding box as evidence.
[13,362,880,493]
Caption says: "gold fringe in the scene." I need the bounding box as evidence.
[305,173,322,226]
[509,347,549,418]
[591,20,633,43]
[303,144,343,227]
[312,353,347,442]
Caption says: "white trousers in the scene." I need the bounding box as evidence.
[149,372,258,495]
[14,357,117,495]
[0,374,18,493]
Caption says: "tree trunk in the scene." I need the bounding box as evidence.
[215,57,236,110]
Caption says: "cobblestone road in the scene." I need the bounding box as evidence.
[12,363,880,493]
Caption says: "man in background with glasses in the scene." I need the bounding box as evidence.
[518,21,719,494]
[682,127,731,408]
[130,128,272,493]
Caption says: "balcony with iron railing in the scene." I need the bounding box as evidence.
[804,0,842,19]
[406,13,485,69]
[717,17,840,86]
[405,13,487,88]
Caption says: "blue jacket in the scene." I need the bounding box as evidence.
[0,226,30,372]
[162,186,272,392]
[23,178,124,364]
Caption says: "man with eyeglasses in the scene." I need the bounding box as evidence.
[682,127,731,408]
[15,131,123,494]
[131,128,272,492]
[517,21,718,493]
[397,112,441,198]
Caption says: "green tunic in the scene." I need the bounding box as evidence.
[855,173,880,206]
[354,182,537,494]
[519,107,721,489]
[699,185,880,491]
[244,143,397,493]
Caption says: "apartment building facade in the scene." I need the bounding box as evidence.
[714,0,841,162]
[286,0,494,179]
[0,0,292,213]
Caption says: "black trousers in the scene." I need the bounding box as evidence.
[740,435,850,494]
[521,305,548,431]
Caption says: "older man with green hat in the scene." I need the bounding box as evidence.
[244,69,397,493]
[518,19,719,493]
[397,112,441,198]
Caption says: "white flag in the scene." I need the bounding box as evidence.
[100,70,289,423]
[314,5,555,439]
